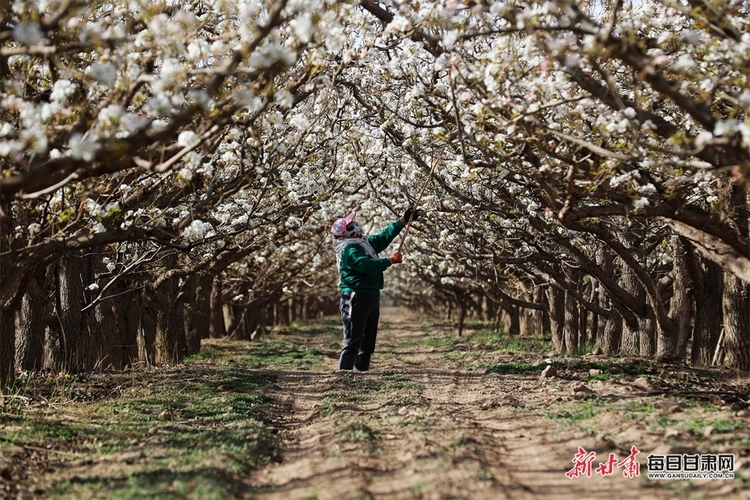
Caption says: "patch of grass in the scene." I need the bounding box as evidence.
[543,397,613,436]
[239,336,326,370]
[565,359,656,376]
[409,482,428,495]
[377,371,422,405]
[571,342,600,356]
[484,361,541,375]
[423,336,465,349]
[473,329,553,354]
[345,420,377,444]
[622,402,659,421]
[378,371,421,393]
[584,372,612,382]
[476,470,494,481]
[7,363,282,499]
[681,417,745,435]
[336,417,378,455]
[25,420,83,441]
[544,400,601,426]
[55,468,254,500]
[409,415,438,433]
[649,415,677,430]
[184,349,215,363]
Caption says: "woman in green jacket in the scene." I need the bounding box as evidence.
[331,208,418,371]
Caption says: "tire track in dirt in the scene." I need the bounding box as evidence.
[247,308,711,499]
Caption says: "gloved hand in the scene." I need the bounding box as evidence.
[403,207,420,223]
[389,252,403,264]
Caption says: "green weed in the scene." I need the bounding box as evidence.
[423,336,464,349]
[484,361,541,375]
[474,329,553,354]
[584,373,611,382]
[649,415,677,430]
[544,400,601,425]
[6,363,281,499]
[240,336,325,370]
[681,417,745,435]
[184,349,215,362]
[622,402,659,420]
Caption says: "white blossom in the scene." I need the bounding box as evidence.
[275,89,294,108]
[289,14,314,43]
[178,131,198,147]
[183,220,214,242]
[633,198,650,210]
[385,15,411,35]
[87,63,118,86]
[442,31,459,50]
[673,54,697,71]
[13,23,43,45]
[50,80,76,103]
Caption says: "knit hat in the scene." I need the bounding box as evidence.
[331,211,356,238]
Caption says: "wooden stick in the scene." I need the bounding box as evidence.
[397,152,441,254]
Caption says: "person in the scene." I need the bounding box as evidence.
[331,207,419,371]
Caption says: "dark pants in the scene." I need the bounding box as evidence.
[339,291,380,371]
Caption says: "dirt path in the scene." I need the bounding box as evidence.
[247,307,745,500]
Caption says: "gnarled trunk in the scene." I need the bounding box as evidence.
[0,209,14,388]
[209,277,226,339]
[16,265,47,371]
[56,252,89,372]
[687,251,723,366]
[722,274,750,370]
[547,284,565,352]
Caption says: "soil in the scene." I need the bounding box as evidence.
[3,307,749,499]
[247,307,748,500]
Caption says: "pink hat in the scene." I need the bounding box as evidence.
[331,211,356,237]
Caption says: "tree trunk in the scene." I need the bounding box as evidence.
[456,290,466,337]
[638,309,656,358]
[121,278,141,367]
[56,252,89,372]
[183,275,207,356]
[16,266,47,371]
[619,257,642,355]
[671,238,694,361]
[82,252,113,369]
[44,262,64,372]
[563,287,579,354]
[687,251,723,366]
[721,185,750,370]
[722,273,750,370]
[0,209,14,388]
[139,285,157,367]
[155,266,187,364]
[562,266,581,354]
[596,248,621,354]
[539,287,551,335]
[518,284,540,336]
[209,277,225,338]
[0,308,13,388]
[99,271,139,370]
[600,310,623,355]
[547,285,565,352]
[506,304,520,336]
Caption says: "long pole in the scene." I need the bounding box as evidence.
[397,152,441,254]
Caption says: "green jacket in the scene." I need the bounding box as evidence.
[339,219,404,295]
